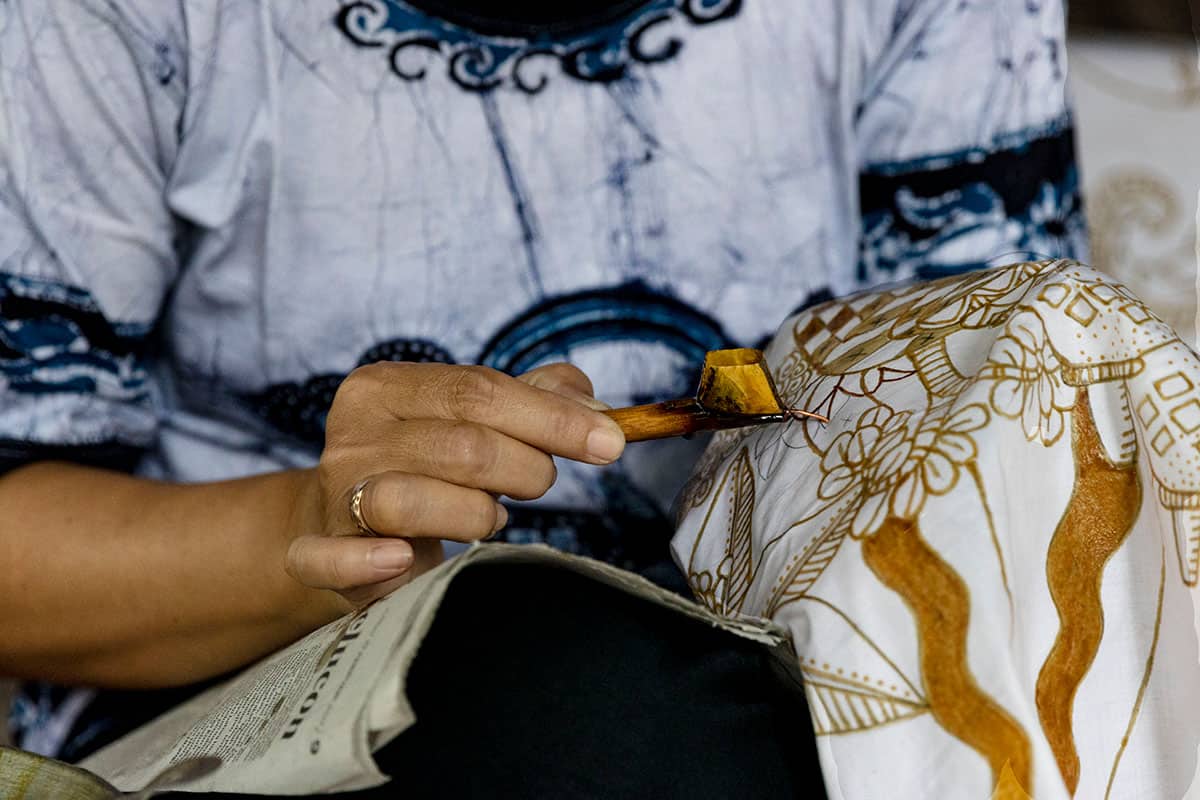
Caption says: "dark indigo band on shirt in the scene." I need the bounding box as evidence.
[0,439,145,476]
[0,272,153,400]
[857,117,1087,280]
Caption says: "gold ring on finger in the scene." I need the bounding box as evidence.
[349,479,380,537]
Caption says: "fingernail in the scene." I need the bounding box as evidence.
[492,503,509,534]
[586,424,625,463]
[369,542,413,572]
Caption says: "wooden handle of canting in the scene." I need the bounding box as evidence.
[603,399,722,443]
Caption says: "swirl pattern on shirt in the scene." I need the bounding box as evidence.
[334,0,741,93]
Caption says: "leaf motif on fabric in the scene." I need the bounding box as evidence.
[767,501,854,614]
[687,447,756,615]
[800,666,928,736]
[719,448,756,614]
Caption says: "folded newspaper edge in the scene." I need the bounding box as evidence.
[80,543,792,795]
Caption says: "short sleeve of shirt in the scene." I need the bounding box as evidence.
[0,0,183,472]
[854,0,1087,285]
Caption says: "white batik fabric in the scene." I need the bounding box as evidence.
[674,260,1200,799]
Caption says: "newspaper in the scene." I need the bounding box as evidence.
[80,543,790,795]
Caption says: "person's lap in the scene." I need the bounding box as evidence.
[159,562,824,799]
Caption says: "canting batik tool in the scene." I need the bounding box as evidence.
[603,348,827,442]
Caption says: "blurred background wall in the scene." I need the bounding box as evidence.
[1067,0,1199,343]
[1071,0,1196,37]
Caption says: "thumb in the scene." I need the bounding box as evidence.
[285,534,414,594]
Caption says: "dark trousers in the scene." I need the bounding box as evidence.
[171,562,826,798]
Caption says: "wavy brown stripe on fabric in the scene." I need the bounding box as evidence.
[862,516,1032,793]
[1036,386,1142,794]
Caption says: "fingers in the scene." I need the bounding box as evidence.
[291,468,503,601]
[377,420,557,500]
[518,363,609,410]
[352,363,625,465]
[354,471,508,542]
[286,534,415,593]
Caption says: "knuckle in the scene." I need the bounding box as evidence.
[371,475,417,532]
[315,457,338,491]
[520,363,559,389]
[288,537,353,590]
[524,362,592,396]
[317,449,351,481]
[327,550,349,590]
[462,495,499,540]
[447,366,499,419]
[284,540,306,582]
[510,456,556,501]
[316,458,354,515]
[551,362,592,393]
[532,457,557,498]
[328,376,372,429]
[444,422,497,476]
[546,408,587,448]
[334,365,378,406]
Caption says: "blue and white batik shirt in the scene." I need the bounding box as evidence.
[1,0,1085,758]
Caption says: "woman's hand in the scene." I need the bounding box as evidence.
[284,362,625,607]
[0,364,618,685]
